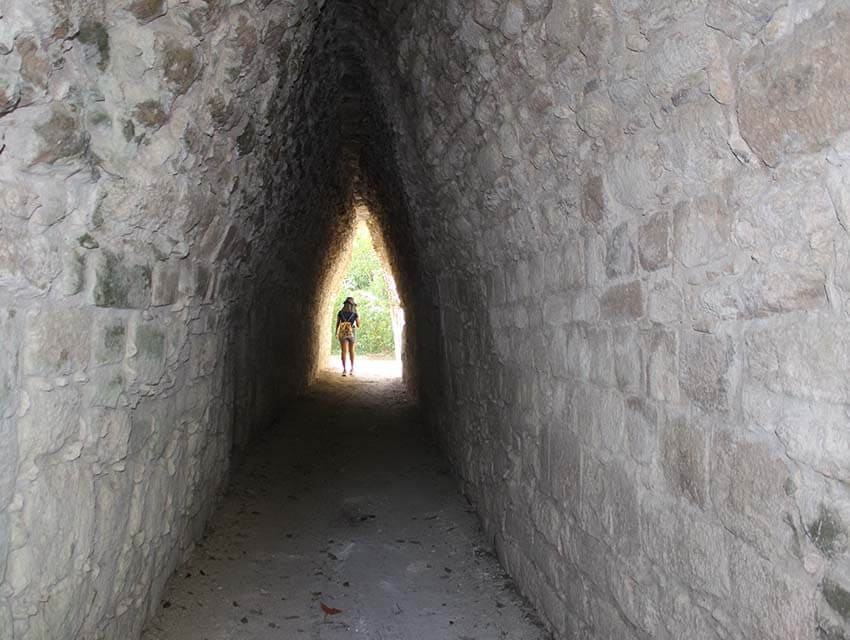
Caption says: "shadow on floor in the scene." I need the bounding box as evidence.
[142,369,549,640]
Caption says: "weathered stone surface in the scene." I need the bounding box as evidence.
[661,418,707,507]
[0,419,16,509]
[0,1,846,639]
[600,281,644,322]
[738,8,850,166]
[679,332,735,412]
[638,211,670,272]
[701,265,827,320]
[605,222,635,279]
[746,319,850,403]
[711,432,797,556]
[22,309,91,376]
[91,250,151,309]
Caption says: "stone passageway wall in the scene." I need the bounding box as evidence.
[373,1,850,638]
[0,1,338,637]
[2,0,850,639]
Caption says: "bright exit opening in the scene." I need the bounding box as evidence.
[326,214,404,379]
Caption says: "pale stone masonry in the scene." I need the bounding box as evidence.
[1,1,849,639]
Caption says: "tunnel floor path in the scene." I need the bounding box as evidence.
[141,364,549,640]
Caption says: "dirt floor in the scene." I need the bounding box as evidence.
[141,360,549,640]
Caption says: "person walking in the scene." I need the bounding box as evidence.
[336,296,361,376]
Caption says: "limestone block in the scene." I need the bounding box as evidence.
[674,195,731,269]
[711,431,799,557]
[16,383,81,464]
[0,420,17,509]
[745,393,850,484]
[600,281,644,322]
[128,322,166,385]
[641,504,732,599]
[700,264,827,320]
[0,309,18,419]
[0,507,8,581]
[738,8,850,166]
[705,0,786,37]
[572,385,625,455]
[91,250,152,309]
[127,0,167,24]
[642,13,718,98]
[151,261,180,307]
[729,540,815,637]
[22,309,91,376]
[643,328,679,403]
[647,277,683,324]
[33,103,87,165]
[613,326,641,393]
[9,460,95,610]
[624,397,657,465]
[92,408,132,465]
[660,417,707,507]
[565,324,591,381]
[500,0,525,38]
[638,211,671,272]
[541,423,581,513]
[605,222,635,279]
[678,331,735,412]
[746,319,850,404]
[587,328,615,387]
[93,318,126,365]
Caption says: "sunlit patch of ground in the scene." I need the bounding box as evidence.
[324,354,402,380]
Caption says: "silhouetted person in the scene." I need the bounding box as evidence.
[336,296,360,376]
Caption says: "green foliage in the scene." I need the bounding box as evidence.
[332,226,395,355]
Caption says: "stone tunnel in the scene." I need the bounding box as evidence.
[0,0,849,638]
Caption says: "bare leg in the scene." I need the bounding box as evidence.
[349,341,356,375]
[340,341,348,375]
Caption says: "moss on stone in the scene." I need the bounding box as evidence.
[78,19,110,71]
[809,505,847,557]
[134,100,168,128]
[162,43,199,95]
[93,252,151,309]
[122,119,136,142]
[78,233,99,249]
[34,105,87,164]
[237,121,256,156]
[136,326,165,360]
[128,0,166,23]
[824,580,850,623]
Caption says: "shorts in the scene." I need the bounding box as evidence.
[339,336,356,344]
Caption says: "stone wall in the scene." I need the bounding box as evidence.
[367,1,850,638]
[0,1,332,637]
[3,0,850,638]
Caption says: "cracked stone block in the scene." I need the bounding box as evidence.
[22,309,91,376]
